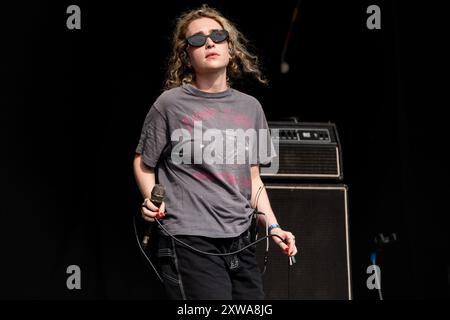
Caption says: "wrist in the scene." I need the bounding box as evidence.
[268,223,281,234]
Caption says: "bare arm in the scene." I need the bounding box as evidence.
[250,165,297,256]
[250,165,278,228]
[133,153,156,199]
[133,154,165,221]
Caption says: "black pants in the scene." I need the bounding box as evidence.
[156,229,265,300]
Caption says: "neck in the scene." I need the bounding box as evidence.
[192,71,228,93]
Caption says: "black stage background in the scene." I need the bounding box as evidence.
[2,0,449,299]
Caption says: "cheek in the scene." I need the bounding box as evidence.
[218,46,231,63]
[189,50,204,64]
[222,54,231,65]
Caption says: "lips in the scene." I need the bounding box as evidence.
[205,52,220,58]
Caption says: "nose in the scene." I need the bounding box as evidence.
[205,36,215,49]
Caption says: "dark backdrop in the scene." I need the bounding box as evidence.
[2,0,449,299]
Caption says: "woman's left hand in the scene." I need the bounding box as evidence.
[270,228,298,257]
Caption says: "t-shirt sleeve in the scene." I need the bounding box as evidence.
[252,103,277,165]
[135,104,168,168]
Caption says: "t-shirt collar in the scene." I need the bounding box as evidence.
[182,83,232,98]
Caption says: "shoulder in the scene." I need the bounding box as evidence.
[233,89,261,107]
[153,86,184,111]
[231,88,265,118]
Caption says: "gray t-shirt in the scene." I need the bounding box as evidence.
[136,84,275,238]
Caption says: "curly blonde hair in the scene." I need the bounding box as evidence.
[164,4,268,89]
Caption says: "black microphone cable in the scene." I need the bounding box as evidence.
[133,214,163,283]
[134,185,296,283]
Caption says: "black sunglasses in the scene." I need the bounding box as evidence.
[186,30,229,47]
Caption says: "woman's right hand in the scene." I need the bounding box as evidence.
[141,199,166,222]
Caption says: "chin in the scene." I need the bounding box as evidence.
[200,63,228,72]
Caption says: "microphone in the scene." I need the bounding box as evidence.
[142,184,166,248]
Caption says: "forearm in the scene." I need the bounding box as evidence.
[133,154,156,199]
[251,172,278,228]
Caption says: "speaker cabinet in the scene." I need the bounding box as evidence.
[258,184,352,299]
[261,121,343,180]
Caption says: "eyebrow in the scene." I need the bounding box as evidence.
[190,29,222,36]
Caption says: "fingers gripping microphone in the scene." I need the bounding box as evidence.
[142,184,166,248]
